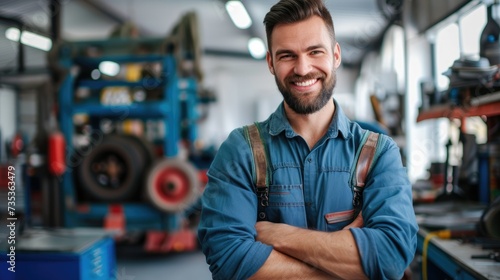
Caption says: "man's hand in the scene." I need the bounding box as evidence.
[343,211,363,229]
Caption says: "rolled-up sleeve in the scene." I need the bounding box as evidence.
[198,129,273,280]
[350,137,418,280]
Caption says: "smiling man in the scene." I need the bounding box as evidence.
[198,0,417,279]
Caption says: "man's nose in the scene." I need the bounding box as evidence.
[294,56,313,76]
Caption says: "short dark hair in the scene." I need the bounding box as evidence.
[263,0,336,53]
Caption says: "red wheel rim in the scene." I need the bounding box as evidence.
[153,168,190,204]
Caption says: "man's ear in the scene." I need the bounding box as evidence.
[333,42,342,68]
[266,51,274,75]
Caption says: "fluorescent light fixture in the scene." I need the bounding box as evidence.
[21,31,52,51]
[99,61,121,77]
[248,37,266,59]
[225,1,252,29]
[5,27,52,51]
[5,27,21,41]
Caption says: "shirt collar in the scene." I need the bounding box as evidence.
[268,99,352,140]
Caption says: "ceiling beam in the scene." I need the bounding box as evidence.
[80,0,153,36]
[50,0,61,41]
[80,0,125,24]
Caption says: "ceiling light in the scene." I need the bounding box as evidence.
[248,37,266,59]
[5,27,53,51]
[99,61,121,77]
[21,31,52,51]
[5,27,21,41]
[225,1,252,29]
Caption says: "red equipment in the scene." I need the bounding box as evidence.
[48,131,66,176]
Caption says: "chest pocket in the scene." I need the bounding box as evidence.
[267,184,307,228]
[324,209,354,231]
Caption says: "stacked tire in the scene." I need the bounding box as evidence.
[76,134,200,212]
[76,134,152,202]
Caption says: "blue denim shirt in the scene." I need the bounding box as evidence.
[198,100,418,280]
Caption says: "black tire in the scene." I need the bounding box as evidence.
[122,134,156,170]
[77,134,145,202]
[479,196,500,238]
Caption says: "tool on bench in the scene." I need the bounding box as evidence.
[471,251,500,262]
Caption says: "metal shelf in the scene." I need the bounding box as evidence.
[54,36,211,248]
[59,54,181,157]
[77,79,165,90]
[69,203,175,227]
[72,102,169,118]
[417,100,500,122]
[73,54,167,68]
[58,52,184,233]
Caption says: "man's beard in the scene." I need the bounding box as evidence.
[275,68,336,115]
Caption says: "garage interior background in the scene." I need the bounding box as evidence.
[0,0,499,279]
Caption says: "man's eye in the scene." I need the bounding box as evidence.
[311,50,323,55]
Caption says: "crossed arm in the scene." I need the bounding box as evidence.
[249,214,368,280]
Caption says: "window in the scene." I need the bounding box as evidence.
[434,4,487,91]
[435,23,460,91]
[460,5,487,58]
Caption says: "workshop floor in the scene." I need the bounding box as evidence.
[116,245,212,280]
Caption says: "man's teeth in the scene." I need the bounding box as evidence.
[295,79,316,87]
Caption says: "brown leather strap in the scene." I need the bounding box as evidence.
[246,124,269,220]
[355,132,379,187]
[247,124,268,187]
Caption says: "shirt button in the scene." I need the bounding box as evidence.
[308,158,312,163]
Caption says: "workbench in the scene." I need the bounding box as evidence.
[415,201,500,280]
[417,228,500,279]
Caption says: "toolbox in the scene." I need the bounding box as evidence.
[0,228,116,280]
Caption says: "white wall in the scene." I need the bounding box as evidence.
[18,90,38,143]
[403,5,454,183]
[197,57,274,147]
[0,87,17,161]
[354,23,443,183]
[197,55,358,148]
[335,66,359,119]
[404,33,444,183]
[355,26,405,122]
